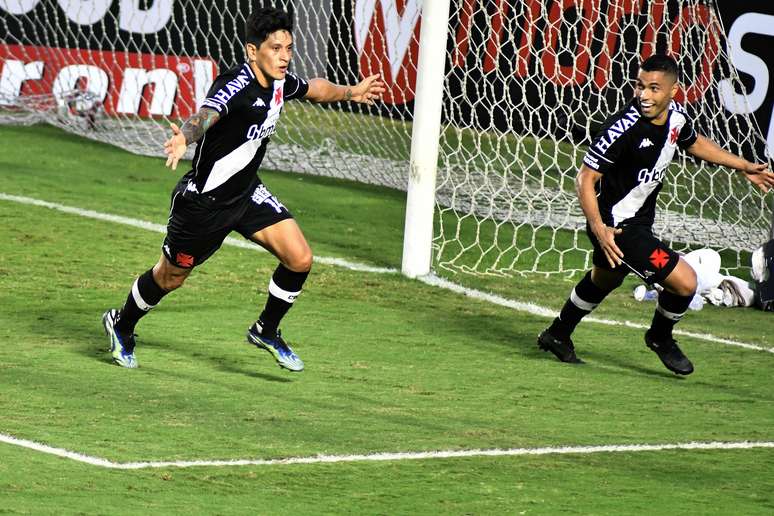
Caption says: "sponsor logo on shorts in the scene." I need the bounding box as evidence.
[251,184,286,213]
[649,248,670,269]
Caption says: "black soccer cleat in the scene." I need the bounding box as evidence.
[645,330,694,376]
[537,329,583,364]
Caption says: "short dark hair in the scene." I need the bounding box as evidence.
[244,7,293,47]
[640,54,679,81]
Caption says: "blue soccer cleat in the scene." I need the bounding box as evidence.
[102,309,138,369]
[246,321,304,372]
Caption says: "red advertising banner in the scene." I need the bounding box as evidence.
[0,44,217,118]
[331,0,771,159]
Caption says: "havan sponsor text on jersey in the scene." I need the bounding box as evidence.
[582,99,697,227]
[182,63,309,205]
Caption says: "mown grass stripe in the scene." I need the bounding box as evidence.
[2,191,771,355]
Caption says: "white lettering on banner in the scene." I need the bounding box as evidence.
[354,0,421,80]
[119,0,174,34]
[1,0,172,33]
[719,13,773,114]
[117,68,178,115]
[194,60,214,110]
[718,12,774,157]
[1,0,39,15]
[0,44,215,118]
[51,65,109,106]
[56,0,111,26]
[0,60,44,106]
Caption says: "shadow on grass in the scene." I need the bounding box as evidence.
[30,307,295,383]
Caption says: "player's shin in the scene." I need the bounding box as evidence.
[549,271,613,339]
[257,264,310,337]
[115,269,169,335]
[650,290,692,340]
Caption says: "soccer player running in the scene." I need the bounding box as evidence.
[102,7,385,371]
[537,54,774,375]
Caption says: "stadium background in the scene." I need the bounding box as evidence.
[2,2,774,513]
[2,1,773,158]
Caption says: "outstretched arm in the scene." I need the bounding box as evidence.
[304,74,385,105]
[576,164,623,268]
[687,135,774,193]
[163,107,221,170]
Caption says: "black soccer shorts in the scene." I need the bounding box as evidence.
[587,224,680,285]
[162,181,293,269]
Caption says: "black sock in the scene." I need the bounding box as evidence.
[650,290,692,340]
[258,264,310,337]
[549,271,612,339]
[115,269,168,333]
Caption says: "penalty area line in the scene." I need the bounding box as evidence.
[0,193,396,275]
[2,192,772,354]
[418,275,774,354]
[1,432,773,470]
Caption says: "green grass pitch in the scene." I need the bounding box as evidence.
[0,124,773,514]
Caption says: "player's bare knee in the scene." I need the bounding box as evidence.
[152,262,190,291]
[666,266,697,297]
[286,250,313,272]
[161,272,188,291]
[678,272,697,297]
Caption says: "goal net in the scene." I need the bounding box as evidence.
[1,0,770,276]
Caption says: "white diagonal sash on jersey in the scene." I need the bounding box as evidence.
[611,110,686,226]
[202,81,284,193]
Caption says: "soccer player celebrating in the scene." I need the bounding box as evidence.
[537,54,774,375]
[102,7,385,371]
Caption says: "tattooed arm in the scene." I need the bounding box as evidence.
[163,107,221,170]
[305,74,385,105]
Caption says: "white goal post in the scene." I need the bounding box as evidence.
[401,0,452,278]
[1,0,772,278]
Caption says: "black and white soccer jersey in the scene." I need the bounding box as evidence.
[183,63,309,204]
[582,99,697,227]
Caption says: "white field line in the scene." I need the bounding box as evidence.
[2,193,773,469]
[2,192,772,354]
[1,432,773,470]
[419,275,774,354]
[0,193,396,275]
